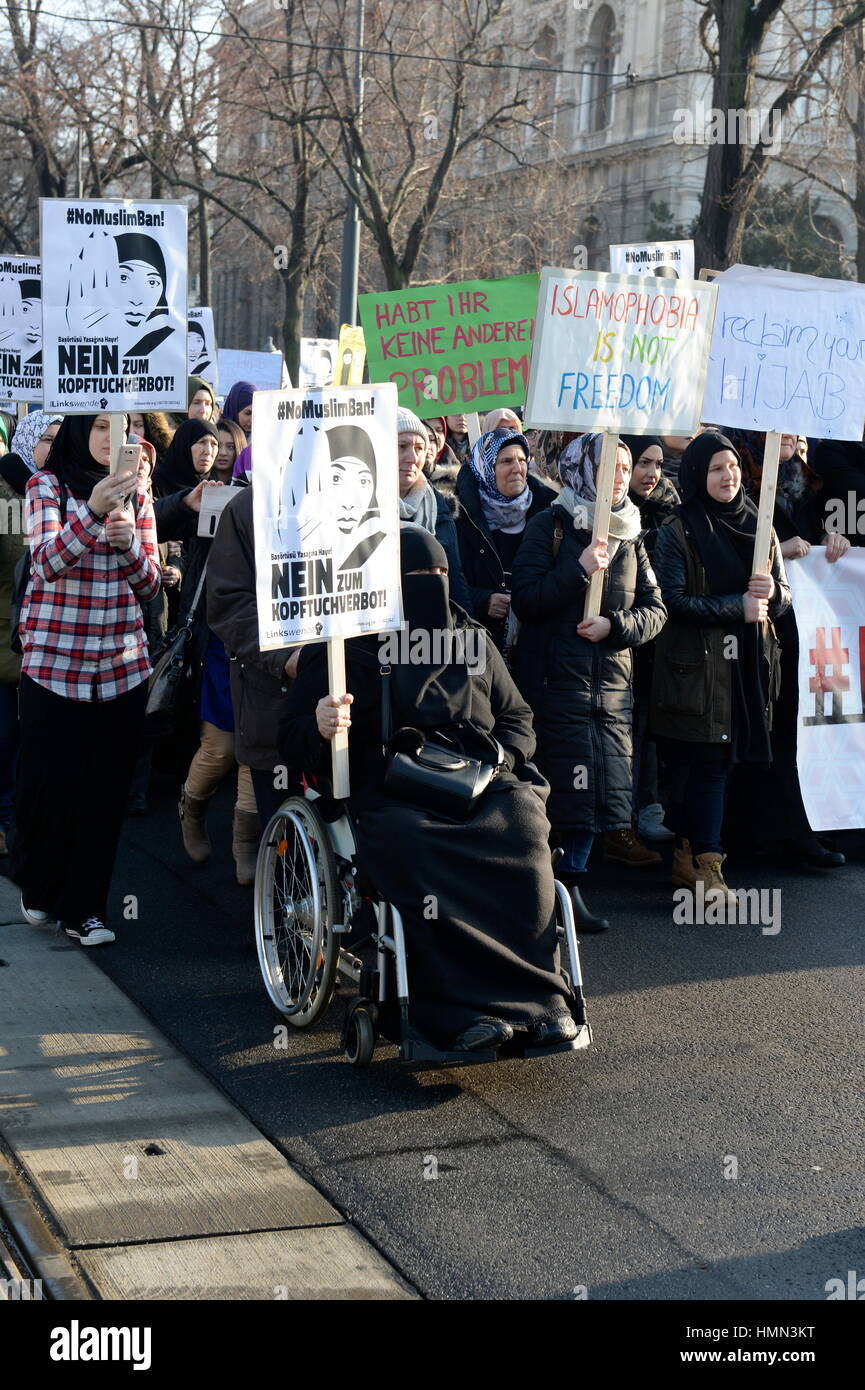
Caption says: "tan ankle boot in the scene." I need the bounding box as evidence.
[672,840,699,888]
[602,826,662,867]
[178,784,211,863]
[693,852,738,911]
[233,809,261,886]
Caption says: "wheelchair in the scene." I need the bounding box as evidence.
[253,787,593,1068]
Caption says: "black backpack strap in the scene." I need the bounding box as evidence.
[552,521,564,558]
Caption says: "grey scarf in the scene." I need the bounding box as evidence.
[399,478,438,535]
[557,484,642,561]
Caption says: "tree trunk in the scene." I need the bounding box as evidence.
[853,27,865,281]
[281,270,305,385]
[198,192,211,305]
[693,0,754,270]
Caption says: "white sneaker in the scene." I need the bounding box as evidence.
[637,803,675,843]
[62,917,115,947]
[20,895,56,926]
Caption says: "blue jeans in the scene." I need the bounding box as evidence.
[0,682,19,829]
[560,830,595,874]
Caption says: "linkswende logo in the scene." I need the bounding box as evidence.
[50,1320,152,1371]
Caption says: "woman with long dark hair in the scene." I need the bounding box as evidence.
[11,414,160,944]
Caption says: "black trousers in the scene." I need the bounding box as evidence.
[661,739,733,857]
[11,674,148,924]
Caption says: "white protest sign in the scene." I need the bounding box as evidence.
[524,268,718,433]
[299,338,338,388]
[252,384,402,649]
[609,240,695,280]
[787,548,865,831]
[702,264,865,441]
[188,307,218,391]
[40,198,187,413]
[0,255,42,402]
[218,347,285,397]
[197,485,235,538]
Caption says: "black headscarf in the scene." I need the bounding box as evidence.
[44,415,128,501]
[677,431,771,762]
[620,433,664,467]
[152,417,218,497]
[390,525,474,730]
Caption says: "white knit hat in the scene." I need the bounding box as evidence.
[397,407,428,439]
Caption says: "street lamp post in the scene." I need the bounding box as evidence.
[338,0,365,328]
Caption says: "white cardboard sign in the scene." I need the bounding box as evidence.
[40,198,188,413]
[702,264,865,440]
[609,240,695,280]
[252,384,402,649]
[218,347,285,397]
[524,268,718,433]
[188,307,218,390]
[0,254,42,402]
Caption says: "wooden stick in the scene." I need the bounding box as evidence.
[327,637,351,799]
[583,429,619,620]
[466,412,481,446]
[16,402,27,422]
[753,429,782,576]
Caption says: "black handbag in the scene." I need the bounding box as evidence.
[145,561,208,736]
[379,664,505,819]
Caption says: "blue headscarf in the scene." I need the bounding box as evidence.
[467,428,531,531]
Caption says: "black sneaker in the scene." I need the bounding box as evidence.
[62,917,116,947]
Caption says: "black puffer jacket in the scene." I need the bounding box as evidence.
[511,503,667,833]
[455,465,556,646]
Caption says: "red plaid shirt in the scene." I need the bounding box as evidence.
[21,471,161,702]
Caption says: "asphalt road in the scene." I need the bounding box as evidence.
[21,773,864,1301]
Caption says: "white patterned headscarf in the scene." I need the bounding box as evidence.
[10,409,63,473]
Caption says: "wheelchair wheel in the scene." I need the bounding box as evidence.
[254,797,340,1027]
[344,1002,376,1067]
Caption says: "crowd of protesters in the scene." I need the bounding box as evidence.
[0,368,855,973]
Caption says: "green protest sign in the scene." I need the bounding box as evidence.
[358,274,538,418]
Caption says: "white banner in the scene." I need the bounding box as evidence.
[218,347,285,396]
[524,268,717,432]
[299,337,338,388]
[0,254,42,402]
[252,384,402,649]
[702,263,865,440]
[609,240,695,280]
[188,306,218,390]
[40,198,187,413]
[787,548,865,831]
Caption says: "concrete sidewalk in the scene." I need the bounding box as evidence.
[0,876,415,1300]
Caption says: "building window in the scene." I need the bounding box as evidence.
[586,5,616,133]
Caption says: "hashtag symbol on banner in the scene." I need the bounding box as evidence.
[66,206,75,224]
[808,626,850,722]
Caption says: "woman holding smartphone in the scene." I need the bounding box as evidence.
[11,414,161,945]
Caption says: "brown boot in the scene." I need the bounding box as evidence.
[233,809,261,886]
[672,839,700,888]
[693,853,738,912]
[178,784,211,863]
[603,826,662,868]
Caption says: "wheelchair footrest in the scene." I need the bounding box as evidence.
[518,1024,593,1058]
[398,1037,501,1065]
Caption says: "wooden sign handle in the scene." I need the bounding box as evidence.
[16,402,28,423]
[327,637,351,799]
[753,429,781,576]
[466,412,482,446]
[109,413,125,473]
[583,429,619,621]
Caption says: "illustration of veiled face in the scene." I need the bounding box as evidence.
[119,260,165,327]
[20,297,41,346]
[332,453,375,533]
[188,325,207,370]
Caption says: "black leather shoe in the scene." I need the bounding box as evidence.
[557,873,610,932]
[450,1018,514,1052]
[527,1015,579,1047]
[802,845,845,868]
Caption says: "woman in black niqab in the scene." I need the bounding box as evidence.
[279,525,578,1054]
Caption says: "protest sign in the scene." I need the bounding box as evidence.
[787,548,865,830]
[609,240,695,280]
[188,307,218,390]
[299,337,338,388]
[218,347,285,397]
[252,384,402,650]
[335,324,366,385]
[359,274,537,418]
[702,264,865,441]
[40,198,187,413]
[0,255,42,402]
[524,268,717,433]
